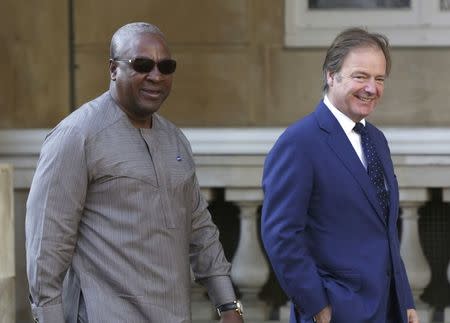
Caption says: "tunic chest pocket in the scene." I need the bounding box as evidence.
[93,159,159,188]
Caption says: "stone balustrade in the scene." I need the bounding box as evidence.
[1,127,450,323]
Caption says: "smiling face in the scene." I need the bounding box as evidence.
[110,32,173,127]
[326,46,387,123]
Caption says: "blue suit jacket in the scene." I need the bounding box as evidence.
[261,101,414,323]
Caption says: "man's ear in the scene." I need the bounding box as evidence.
[326,70,334,87]
[109,59,117,81]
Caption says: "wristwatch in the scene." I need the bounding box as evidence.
[216,300,244,317]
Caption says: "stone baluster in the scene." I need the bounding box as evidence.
[225,188,270,321]
[191,188,216,321]
[442,189,450,323]
[399,188,433,323]
[279,301,292,323]
[0,164,15,323]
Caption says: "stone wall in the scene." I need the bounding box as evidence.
[1,1,450,128]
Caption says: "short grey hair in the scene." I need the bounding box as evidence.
[322,27,391,93]
[110,22,166,59]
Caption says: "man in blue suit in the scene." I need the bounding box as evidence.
[261,28,419,323]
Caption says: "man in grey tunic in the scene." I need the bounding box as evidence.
[26,22,244,323]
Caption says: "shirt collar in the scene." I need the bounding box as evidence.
[323,94,366,135]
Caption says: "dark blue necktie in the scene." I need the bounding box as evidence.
[353,122,389,218]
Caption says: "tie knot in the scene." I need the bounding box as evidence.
[353,122,366,135]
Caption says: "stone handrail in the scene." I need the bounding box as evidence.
[3,127,450,187]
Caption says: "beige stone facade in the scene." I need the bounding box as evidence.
[2,1,450,129]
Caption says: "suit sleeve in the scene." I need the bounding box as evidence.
[400,258,415,309]
[25,126,88,322]
[380,131,415,310]
[261,129,329,318]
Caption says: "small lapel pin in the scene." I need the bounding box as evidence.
[176,155,182,161]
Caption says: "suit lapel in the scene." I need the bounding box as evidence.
[314,102,386,224]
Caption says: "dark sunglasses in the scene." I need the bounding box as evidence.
[113,57,177,75]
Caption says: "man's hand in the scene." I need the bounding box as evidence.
[407,308,419,323]
[313,305,332,323]
[219,309,244,322]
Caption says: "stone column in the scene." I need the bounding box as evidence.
[442,189,450,323]
[399,188,433,323]
[0,164,15,323]
[225,188,269,321]
[279,301,291,323]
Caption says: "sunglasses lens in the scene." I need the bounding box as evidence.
[132,58,155,73]
[127,58,176,75]
[157,59,177,75]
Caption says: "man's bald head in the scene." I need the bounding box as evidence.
[110,22,166,59]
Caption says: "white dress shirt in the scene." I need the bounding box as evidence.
[323,95,367,169]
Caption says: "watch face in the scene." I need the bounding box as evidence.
[236,300,243,315]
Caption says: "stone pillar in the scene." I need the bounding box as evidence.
[442,189,450,323]
[225,188,269,321]
[279,301,291,323]
[0,164,15,323]
[399,188,433,323]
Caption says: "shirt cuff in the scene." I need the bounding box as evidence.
[31,302,65,323]
[201,275,237,307]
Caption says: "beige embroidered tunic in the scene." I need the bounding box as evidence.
[26,92,235,323]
